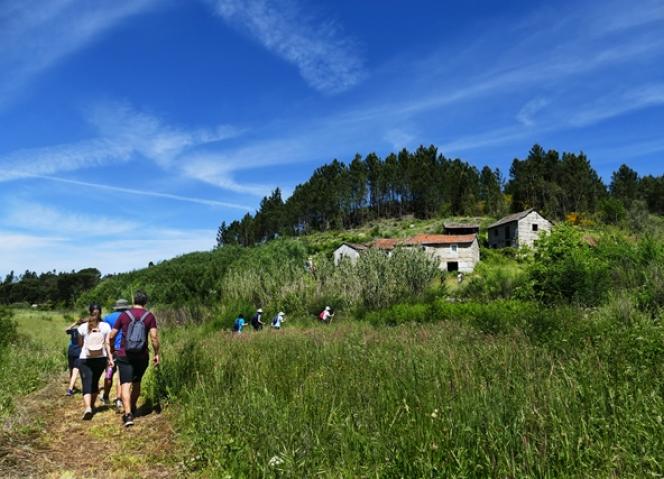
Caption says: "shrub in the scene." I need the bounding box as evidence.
[528,225,610,306]
[460,263,529,301]
[0,307,17,350]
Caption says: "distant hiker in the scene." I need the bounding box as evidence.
[457,272,464,284]
[77,304,114,420]
[271,311,286,330]
[109,291,160,428]
[102,298,129,412]
[233,314,246,334]
[306,256,316,275]
[65,317,86,396]
[319,306,334,324]
[250,308,264,331]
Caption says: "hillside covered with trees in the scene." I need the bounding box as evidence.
[217,144,664,246]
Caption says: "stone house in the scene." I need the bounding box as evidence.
[487,208,552,248]
[405,234,480,272]
[333,243,368,265]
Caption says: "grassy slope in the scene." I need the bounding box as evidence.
[161,318,663,477]
[0,310,70,418]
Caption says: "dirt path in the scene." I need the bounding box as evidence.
[0,373,182,478]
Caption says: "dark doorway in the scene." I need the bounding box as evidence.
[447,262,459,271]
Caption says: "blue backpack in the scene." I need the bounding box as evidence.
[125,310,150,353]
[233,318,242,332]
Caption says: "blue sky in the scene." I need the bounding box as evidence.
[1,0,663,276]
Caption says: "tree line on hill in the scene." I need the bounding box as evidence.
[0,268,101,307]
[217,144,664,247]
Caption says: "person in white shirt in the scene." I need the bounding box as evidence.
[77,303,114,420]
[272,311,286,329]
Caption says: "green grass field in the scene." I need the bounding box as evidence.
[159,311,664,477]
[0,309,71,418]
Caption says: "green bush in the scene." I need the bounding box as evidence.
[0,307,17,350]
[528,225,610,306]
[460,263,529,301]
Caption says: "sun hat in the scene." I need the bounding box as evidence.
[325,306,331,311]
[278,311,285,316]
[257,308,263,313]
[113,298,130,310]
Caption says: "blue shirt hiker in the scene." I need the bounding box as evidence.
[233,315,246,333]
[104,298,130,350]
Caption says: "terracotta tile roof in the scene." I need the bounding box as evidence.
[371,238,402,250]
[405,234,477,245]
[488,208,536,229]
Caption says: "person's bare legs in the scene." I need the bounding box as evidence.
[83,393,92,410]
[121,382,132,414]
[68,367,79,391]
[131,382,141,413]
[121,383,140,413]
[103,374,112,400]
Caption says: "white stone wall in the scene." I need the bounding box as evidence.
[517,211,552,247]
[423,238,480,272]
[488,222,517,248]
[333,245,361,265]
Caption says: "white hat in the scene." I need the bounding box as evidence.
[325,306,331,311]
[257,308,263,313]
[278,311,285,316]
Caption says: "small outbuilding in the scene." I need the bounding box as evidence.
[443,222,480,235]
[405,234,480,272]
[488,208,552,248]
[333,243,368,265]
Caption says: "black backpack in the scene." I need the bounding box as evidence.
[125,310,151,353]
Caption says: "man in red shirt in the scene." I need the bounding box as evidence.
[109,290,160,427]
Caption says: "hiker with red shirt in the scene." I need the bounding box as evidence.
[109,291,160,427]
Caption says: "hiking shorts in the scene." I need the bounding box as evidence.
[79,357,107,395]
[117,354,149,385]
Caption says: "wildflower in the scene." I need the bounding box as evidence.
[268,455,284,467]
[431,409,439,419]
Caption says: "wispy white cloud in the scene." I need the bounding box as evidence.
[209,0,366,94]
[0,0,158,108]
[0,102,253,201]
[4,201,139,237]
[0,228,216,276]
[0,139,134,182]
[516,97,550,126]
[32,175,252,210]
[570,83,664,126]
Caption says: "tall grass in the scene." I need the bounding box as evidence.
[159,302,664,477]
[219,241,439,315]
[0,309,68,417]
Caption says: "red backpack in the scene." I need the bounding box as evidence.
[319,311,325,320]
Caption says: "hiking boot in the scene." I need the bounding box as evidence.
[66,389,74,396]
[100,396,110,407]
[115,398,123,413]
[122,413,134,427]
[82,408,93,421]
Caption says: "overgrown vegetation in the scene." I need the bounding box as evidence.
[0,309,67,417]
[158,301,663,476]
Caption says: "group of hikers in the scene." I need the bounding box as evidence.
[233,306,335,333]
[65,291,159,428]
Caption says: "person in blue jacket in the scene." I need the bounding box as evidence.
[101,298,129,411]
